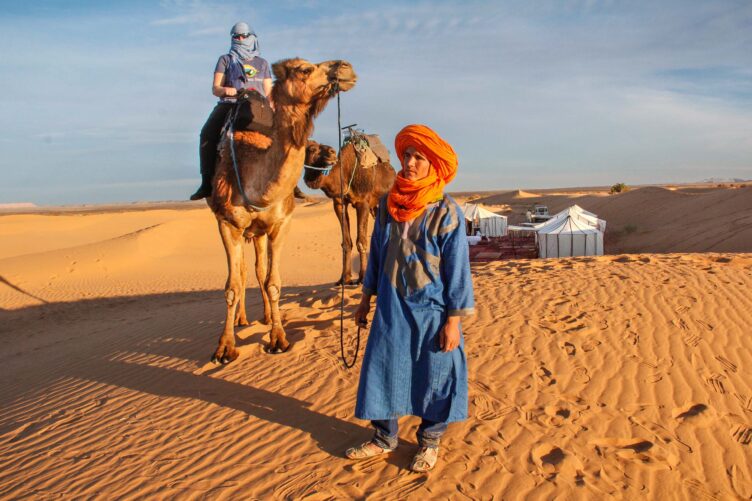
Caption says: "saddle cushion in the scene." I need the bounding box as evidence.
[231,90,275,149]
[233,130,273,150]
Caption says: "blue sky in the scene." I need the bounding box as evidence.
[0,0,750,205]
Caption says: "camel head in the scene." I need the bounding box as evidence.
[272,58,356,107]
[271,58,356,149]
[303,140,338,188]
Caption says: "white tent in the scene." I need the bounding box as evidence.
[462,203,508,237]
[537,206,605,258]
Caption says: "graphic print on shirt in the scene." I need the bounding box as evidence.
[243,64,258,78]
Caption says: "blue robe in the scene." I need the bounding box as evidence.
[355,194,475,423]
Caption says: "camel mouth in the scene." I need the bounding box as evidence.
[325,60,357,92]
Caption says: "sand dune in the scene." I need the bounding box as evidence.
[1,192,752,499]
[513,190,541,199]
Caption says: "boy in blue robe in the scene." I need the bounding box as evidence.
[347,124,475,472]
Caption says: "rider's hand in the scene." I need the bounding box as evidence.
[225,87,238,97]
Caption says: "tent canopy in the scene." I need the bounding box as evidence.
[462,203,508,237]
[537,205,606,258]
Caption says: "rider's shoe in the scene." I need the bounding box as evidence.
[190,183,212,200]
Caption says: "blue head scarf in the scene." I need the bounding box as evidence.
[229,22,260,61]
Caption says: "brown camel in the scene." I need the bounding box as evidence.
[303,138,395,285]
[207,58,356,362]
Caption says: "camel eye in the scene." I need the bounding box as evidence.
[298,67,314,76]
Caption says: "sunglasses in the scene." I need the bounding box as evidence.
[232,33,251,39]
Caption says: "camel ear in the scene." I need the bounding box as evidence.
[272,60,290,81]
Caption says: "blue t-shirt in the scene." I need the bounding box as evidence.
[215,54,271,103]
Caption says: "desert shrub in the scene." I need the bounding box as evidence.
[610,182,628,194]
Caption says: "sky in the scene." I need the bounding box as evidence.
[0,0,750,205]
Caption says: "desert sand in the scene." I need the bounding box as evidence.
[1,186,751,499]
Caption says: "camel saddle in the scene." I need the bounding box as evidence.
[228,90,275,150]
[364,134,390,164]
[346,133,391,169]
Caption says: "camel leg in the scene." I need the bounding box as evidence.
[212,220,244,364]
[333,198,353,286]
[354,202,370,285]
[234,242,249,326]
[265,220,292,353]
[252,232,272,324]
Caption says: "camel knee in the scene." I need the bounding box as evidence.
[267,284,280,302]
[356,242,367,254]
[225,287,239,306]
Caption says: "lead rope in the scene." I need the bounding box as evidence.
[335,82,361,369]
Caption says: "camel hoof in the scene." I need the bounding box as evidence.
[211,347,239,365]
[265,342,291,354]
[235,318,249,327]
[347,279,361,287]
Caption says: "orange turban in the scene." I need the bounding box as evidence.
[387,124,458,222]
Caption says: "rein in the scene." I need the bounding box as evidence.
[333,81,361,370]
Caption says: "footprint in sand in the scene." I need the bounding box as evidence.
[696,319,714,332]
[729,464,752,499]
[734,393,752,412]
[626,331,639,346]
[714,355,737,373]
[573,366,590,384]
[684,479,722,500]
[543,402,580,426]
[731,423,752,445]
[682,330,702,348]
[535,364,556,386]
[589,437,677,470]
[704,373,727,394]
[560,341,576,356]
[582,339,601,352]
[472,393,515,421]
[530,442,583,481]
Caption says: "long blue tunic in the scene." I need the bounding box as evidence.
[355,194,475,423]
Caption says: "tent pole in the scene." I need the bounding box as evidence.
[571,219,574,257]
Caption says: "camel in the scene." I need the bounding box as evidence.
[207,58,356,362]
[303,138,395,285]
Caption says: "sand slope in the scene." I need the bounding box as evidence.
[1,202,752,499]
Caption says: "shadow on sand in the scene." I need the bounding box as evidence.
[0,284,376,458]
